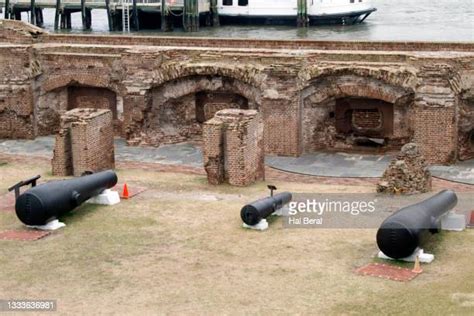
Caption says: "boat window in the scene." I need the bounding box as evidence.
[350,0,355,3]
[238,0,248,6]
[223,0,233,5]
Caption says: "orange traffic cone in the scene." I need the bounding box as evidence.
[412,256,423,274]
[122,183,130,199]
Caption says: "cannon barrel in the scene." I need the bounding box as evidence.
[241,192,292,226]
[376,190,458,259]
[14,170,118,226]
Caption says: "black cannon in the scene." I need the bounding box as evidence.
[9,170,118,226]
[241,185,292,226]
[376,190,458,259]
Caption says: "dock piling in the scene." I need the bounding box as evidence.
[297,0,308,27]
[211,0,219,26]
[54,0,60,30]
[105,0,113,31]
[30,0,36,25]
[80,0,87,29]
[183,0,199,32]
[161,0,172,32]
[132,0,139,30]
[4,0,9,19]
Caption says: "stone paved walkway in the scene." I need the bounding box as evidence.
[0,137,472,185]
[265,152,394,178]
[0,137,203,168]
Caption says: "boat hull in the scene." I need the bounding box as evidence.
[218,8,377,26]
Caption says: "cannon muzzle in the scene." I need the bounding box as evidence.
[12,170,118,226]
[241,192,292,226]
[376,190,458,259]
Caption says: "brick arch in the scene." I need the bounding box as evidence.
[155,63,267,92]
[458,88,474,160]
[132,74,264,146]
[301,74,415,106]
[300,72,416,153]
[36,73,123,136]
[41,73,121,95]
[151,74,263,107]
[300,66,418,91]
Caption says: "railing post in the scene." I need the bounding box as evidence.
[30,0,36,25]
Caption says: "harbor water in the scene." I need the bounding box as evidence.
[8,0,474,41]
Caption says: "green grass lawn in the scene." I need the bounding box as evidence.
[0,159,473,314]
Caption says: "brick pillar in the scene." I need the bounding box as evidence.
[203,109,264,186]
[52,108,115,176]
[412,106,457,165]
[202,119,225,185]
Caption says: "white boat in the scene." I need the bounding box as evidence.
[217,0,377,25]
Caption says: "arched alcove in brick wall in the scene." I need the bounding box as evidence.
[300,74,415,153]
[458,89,474,161]
[37,76,122,136]
[140,75,263,146]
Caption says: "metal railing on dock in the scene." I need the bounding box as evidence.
[1,0,217,32]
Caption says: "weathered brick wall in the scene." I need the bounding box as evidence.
[203,109,264,186]
[412,106,457,165]
[52,108,115,176]
[458,90,474,161]
[0,20,43,44]
[0,45,36,139]
[412,64,460,164]
[1,21,474,166]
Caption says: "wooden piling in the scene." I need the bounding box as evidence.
[193,0,199,31]
[81,0,87,29]
[66,11,71,29]
[132,0,139,31]
[211,0,219,26]
[60,12,65,29]
[4,0,9,19]
[54,0,60,30]
[30,0,36,25]
[105,0,113,31]
[297,0,308,27]
[183,0,199,32]
[36,8,43,27]
[182,0,188,31]
[161,0,171,32]
[14,8,21,20]
[85,8,91,29]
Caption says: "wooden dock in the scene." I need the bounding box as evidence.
[0,0,218,31]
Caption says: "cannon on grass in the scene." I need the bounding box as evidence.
[376,190,458,259]
[9,170,118,226]
[241,185,292,226]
